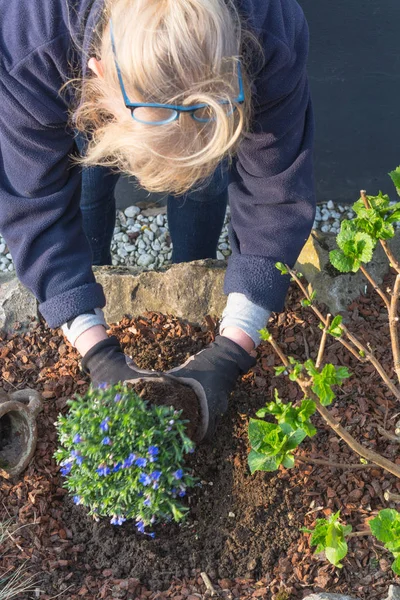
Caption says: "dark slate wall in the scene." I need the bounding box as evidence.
[299,0,400,203]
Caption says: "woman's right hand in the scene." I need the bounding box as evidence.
[81,336,161,387]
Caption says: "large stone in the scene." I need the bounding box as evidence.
[295,231,400,314]
[387,586,400,600]
[302,595,359,600]
[0,274,38,332]
[94,259,226,325]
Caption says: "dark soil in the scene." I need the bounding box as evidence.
[131,379,201,441]
[1,277,400,599]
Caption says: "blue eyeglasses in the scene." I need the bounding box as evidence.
[109,20,245,126]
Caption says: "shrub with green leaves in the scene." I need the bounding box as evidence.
[54,383,196,536]
[303,511,352,568]
[248,389,316,474]
[370,509,400,574]
[248,346,351,474]
[330,169,400,273]
[305,509,400,575]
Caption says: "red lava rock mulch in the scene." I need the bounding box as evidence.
[1,272,400,599]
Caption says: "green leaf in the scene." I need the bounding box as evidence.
[248,419,277,451]
[285,429,307,450]
[392,555,400,575]
[259,328,271,342]
[301,299,311,307]
[307,512,351,569]
[274,366,287,376]
[328,315,343,338]
[330,249,359,273]
[282,454,295,469]
[389,166,400,195]
[354,232,374,263]
[310,363,350,407]
[255,407,268,418]
[248,450,282,474]
[337,220,358,251]
[275,262,289,275]
[370,509,400,544]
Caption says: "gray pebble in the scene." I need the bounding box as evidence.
[124,205,141,218]
[137,253,153,267]
[156,214,164,227]
[150,223,159,234]
[217,251,225,260]
[327,200,335,210]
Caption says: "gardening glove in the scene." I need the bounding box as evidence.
[81,336,161,387]
[166,335,256,442]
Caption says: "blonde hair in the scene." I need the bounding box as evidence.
[72,0,259,195]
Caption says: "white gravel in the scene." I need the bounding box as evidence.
[0,201,355,273]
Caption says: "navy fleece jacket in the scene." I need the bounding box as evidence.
[0,0,315,329]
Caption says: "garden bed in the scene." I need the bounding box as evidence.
[1,274,400,600]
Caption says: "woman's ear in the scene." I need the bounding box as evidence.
[88,57,104,79]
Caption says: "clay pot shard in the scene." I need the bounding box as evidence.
[0,388,43,480]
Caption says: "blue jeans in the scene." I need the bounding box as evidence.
[77,137,229,265]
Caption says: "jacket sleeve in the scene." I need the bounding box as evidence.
[224,4,316,313]
[0,66,105,329]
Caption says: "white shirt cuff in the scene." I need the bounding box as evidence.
[219,293,271,347]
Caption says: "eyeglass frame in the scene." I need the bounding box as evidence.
[109,20,245,126]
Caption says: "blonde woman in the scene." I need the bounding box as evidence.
[0,0,315,439]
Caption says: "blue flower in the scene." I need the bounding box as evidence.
[114,393,122,402]
[135,457,147,468]
[111,515,126,526]
[169,420,175,426]
[148,446,159,457]
[96,466,111,477]
[153,482,159,491]
[139,473,152,486]
[61,462,73,476]
[73,495,81,505]
[147,532,156,539]
[173,469,183,480]
[151,470,162,482]
[71,450,79,458]
[113,462,123,472]
[102,437,111,445]
[123,453,137,468]
[171,487,177,495]
[179,490,186,498]
[98,382,109,390]
[100,417,110,432]
[136,520,146,534]
[76,455,84,466]
[143,497,152,507]
[73,434,82,444]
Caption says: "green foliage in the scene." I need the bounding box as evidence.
[330,221,374,273]
[304,360,351,406]
[256,390,317,438]
[276,262,289,275]
[248,390,316,474]
[327,315,343,338]
[259,328,272,342]
[54,383,196,534]
[287,356,304,381]
[248,418,307,474]
[389,166,400,196]
[304,512,352,568]
[370,509,400,575]
[301,290,317,308]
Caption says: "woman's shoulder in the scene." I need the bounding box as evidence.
[0,0,97,74]
[235,0,307,40]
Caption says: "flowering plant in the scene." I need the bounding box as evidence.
[54,383,196,536]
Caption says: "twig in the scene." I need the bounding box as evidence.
[201,572,218,597]
[359,265,390,310]
[265,336,400,479]
[389,273,400,384]
[316,314,331,369]
[348,530,370,539]
[287,265,400,402]
[296,456,376,471]
[377,425,400,443]
[384,490,400,503]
